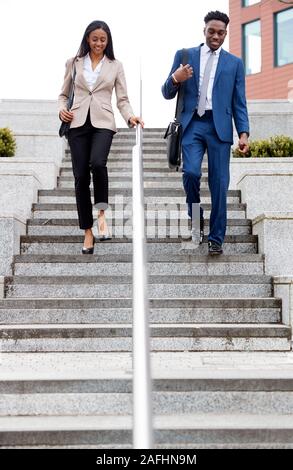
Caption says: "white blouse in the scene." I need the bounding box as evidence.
[83,53,105,91]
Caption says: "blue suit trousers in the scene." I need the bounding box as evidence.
[182,111,231,245]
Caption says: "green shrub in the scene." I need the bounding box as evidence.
[0,127,16,157]
[232,135,293,158]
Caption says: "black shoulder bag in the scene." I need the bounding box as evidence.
[164,48,188,171]
[59,61,76,138]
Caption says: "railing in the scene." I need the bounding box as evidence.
[132,72,153,448]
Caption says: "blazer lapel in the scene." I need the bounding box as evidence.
[213,49,228,89]
[192,44,202,92]
[92,57,113,92]
[74,57,89,90]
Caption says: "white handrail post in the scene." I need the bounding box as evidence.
[132,60,153,449]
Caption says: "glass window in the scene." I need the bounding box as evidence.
[275,8,293,67]
[243,20,261,75]
[242,0,259,6]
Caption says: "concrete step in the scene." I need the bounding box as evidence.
[1,373,293,416]
[38,188,240,203]
[65,151,206,162]
[0,323,290,352]
[20,236,258,255]
[4,274,272,299]
[27,219,251,236]
[58,179,216,190]
[60,162,185,172]
[12,254,264,277]
[111,140,166,146]
[62,159,199,169]
[31,203,246,220]
[0,297,281,324]
[0,414,293,448]
[59,169,186,178]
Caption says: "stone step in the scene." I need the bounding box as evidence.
[0,323,290,352]
[58,180,217,191]
[31,203,246,220]
[62,159,198,169]
[4,274,272,299]
[112,140,166,146]
[12,254,264,277]
[39,188,240,202]
[1,373,293,416]
[64,152,207,163]
[60,162,184,172]
[59,169,186,178]
[27,219,251,236]
[0,297,281,324]
[20,236,257,255]
[1,414,292,448]
[64,150,167,161]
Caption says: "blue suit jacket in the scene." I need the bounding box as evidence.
[162,44,250,143]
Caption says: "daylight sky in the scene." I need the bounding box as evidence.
[0,0,229,126]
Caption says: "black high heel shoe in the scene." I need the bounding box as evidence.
[82,235,95,254]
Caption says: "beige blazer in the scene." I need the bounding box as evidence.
[58,56,134,132]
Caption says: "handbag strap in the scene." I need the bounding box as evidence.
[174,48,188,121]
[67,61,77,110]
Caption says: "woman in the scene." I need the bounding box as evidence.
[58,20,143,254]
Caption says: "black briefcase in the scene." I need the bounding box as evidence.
[164,120,182,171]
[164,49,188,171]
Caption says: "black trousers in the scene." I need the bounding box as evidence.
[68,112,114,229]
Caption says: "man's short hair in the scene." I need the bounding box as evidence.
[204,11,230,26]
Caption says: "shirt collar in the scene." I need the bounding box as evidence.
[84,53,105,67]
[202,42,222,56]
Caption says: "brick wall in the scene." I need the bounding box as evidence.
[229,0,293,99]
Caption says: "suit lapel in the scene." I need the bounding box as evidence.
[191,45,202,92]
[213,49,228,89]
[92,57,113,92]
[75,57,89,90]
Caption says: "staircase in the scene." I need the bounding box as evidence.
[0,128,292,448]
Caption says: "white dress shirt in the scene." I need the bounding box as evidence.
[83,53,105,91]
[199,43,222,110]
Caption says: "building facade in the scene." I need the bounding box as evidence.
[229,0,293,99]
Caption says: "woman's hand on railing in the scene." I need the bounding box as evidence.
[129,116,144,128]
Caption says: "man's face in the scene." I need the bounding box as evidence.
[204,20,227,51]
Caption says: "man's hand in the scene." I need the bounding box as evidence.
[173,64,193,83]
[238,132,249,155]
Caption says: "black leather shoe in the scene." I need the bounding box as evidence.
[82,236,95,254]
[208,241,223,255]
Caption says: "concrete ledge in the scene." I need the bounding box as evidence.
[274,276,293,342]
[13,132,64,164]
[0,213,27,277]
[252,212,293,276]
[0,158,59,189]
[236,100,293,141]
[230,158,293,190]
[237,171,293,219]
[0,172,40,220]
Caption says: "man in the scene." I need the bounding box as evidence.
[162,10,249,254]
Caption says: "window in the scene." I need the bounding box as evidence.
[242,0,259,6]
[243,20,261,75]
[275,8,293,67]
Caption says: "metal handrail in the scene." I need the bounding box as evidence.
[132,72,153,448]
